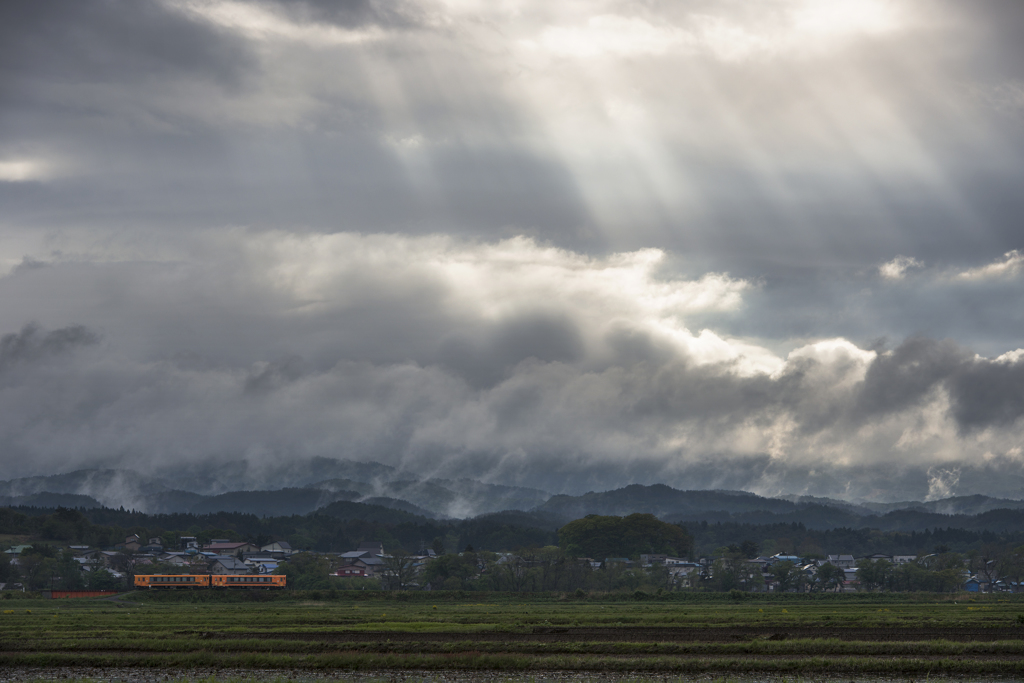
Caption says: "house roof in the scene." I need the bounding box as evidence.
[261,541,292,550]
[212,557,248,570]
[204,542,251,551]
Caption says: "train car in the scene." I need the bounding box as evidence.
[135,574,212,589]
[210,574,286,589]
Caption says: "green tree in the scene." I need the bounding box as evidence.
[998,545,1024,593]
[856,558,893,591]
[85,568,121,591]
[17,553,56,590]
[110,549,141,586]
[708,549,762,592]
[740,540,760,559]
[381,552,419,590]
[274,552,331,590]
[815,562,844,592]
[422,552,478,589]
[0,553,16,584]
[55,550,84,590]
[558,514,693,559]
[770,560,801,592]
[494,555,530,592]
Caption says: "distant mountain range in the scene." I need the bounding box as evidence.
[2,458,1023,533]
[0,460,550,519]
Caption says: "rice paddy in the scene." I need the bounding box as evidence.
[1,591,1023,679]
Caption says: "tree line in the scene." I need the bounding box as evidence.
[684,519,1024,558]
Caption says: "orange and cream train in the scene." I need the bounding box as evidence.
[135,574,286,589]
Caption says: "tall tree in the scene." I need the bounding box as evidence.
[381,552,417,591]
[815,562,844,592]
[558,514,693,559]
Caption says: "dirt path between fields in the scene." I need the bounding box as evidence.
[213,626,1024,643]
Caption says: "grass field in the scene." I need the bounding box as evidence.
[2,591,1024,678]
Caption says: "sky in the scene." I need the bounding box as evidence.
[1,0,1023,502]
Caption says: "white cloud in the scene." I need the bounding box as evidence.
[955,250,1024,281]
[520,0,905,64]
[994,349,1024,364]
[232,231,774,373]
[0,158,55,183]
[925,466,961,501]
[527,15,687,59]
[879,255,922,280]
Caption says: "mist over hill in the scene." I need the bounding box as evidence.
[3,457,1023,536]
[0,458,549,519]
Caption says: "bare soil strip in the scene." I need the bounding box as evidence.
[215,627,1024,643]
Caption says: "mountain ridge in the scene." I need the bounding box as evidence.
[2,462,1022,530]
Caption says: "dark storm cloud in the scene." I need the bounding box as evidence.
[0,1,252,94]
[855,338,970,420]
[437,313,586,389]
[948,356,1024,432]
[243,355,305,394]
[0,323,98,372]
[271,0,424,29]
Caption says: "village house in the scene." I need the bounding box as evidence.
[158,552,192,568]
[242,556,280,574]
[259,541,294,558]
[203,541,260,555]
[861,553,893,562]
[603,557,634,568]
[73,548,106,571]
[209,557,250,575]
[356,541,384,555]
[338,552,384,576]
[666,562,701,587]
[770,553,802,564]
[825,554,856,568]
[338,541,385,576]
[334,565,370,578]
[115,535,142,552]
